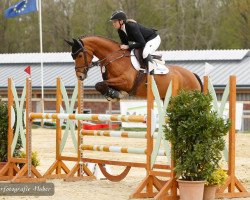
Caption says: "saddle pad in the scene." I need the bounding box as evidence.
[131,50,169,75]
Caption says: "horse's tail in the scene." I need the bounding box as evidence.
[193,73,203,92]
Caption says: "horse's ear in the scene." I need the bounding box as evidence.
[73,38,79,45]
[64,39,74,46]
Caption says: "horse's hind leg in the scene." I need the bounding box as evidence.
[95,82,128,101]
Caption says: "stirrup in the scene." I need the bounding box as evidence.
[139,68,147,73]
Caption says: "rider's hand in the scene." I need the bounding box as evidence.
[120,45,129,50]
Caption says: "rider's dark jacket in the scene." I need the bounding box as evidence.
[118,21,157,50]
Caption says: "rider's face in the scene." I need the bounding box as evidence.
[112,20,122,29]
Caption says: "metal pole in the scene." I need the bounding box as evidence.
[38,0,44,126]
[108,101,112,129]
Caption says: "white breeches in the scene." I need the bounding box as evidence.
[142,35,161,58]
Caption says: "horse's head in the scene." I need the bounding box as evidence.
[65,38,93,81]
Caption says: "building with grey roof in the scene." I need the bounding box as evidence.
[0,50,250,130]
[161,49,250,95]
[0,52,102,89]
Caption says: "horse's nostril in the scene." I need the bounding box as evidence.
[79,75,84,81]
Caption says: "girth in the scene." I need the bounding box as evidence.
[128,71,145,96]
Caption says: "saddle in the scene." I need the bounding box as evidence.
[131,49,168,75]
[133,49,163,68]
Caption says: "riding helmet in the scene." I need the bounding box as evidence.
[110,10,127,21]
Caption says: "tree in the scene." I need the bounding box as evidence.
[0,0,249,52]
[42,0,75,52]
[218,0,250,49]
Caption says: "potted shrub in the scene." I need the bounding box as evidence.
[18,151,40,177]
[18,151,40,169]
[203,167,228,200]
[0,99,22,169]
[164,90,230,200]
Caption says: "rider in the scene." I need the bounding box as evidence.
[110,10,161,72]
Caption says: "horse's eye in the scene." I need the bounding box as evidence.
[78,54,82,58]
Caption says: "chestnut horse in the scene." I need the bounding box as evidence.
[65,36,202,100]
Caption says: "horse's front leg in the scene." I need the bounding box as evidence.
[105,76,129,88]
[95,81,129,101]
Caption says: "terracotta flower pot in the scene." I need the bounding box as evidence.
[203,185,217,200]
[177,179,205,200]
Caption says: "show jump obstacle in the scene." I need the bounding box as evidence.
[0,74,249,200]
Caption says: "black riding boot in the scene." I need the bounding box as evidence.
[144,54,154,74]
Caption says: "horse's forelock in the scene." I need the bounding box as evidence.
[72,39,83,54]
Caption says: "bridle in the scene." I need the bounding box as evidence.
[72,39,130,74]
[72,39,93,74]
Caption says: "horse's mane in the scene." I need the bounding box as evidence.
[79,35,120,46]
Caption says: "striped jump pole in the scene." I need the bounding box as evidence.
[30,113,146,123]
[80,145,166,156]
[81,130,158,139]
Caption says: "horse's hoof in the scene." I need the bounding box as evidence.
[111,98,120,102]
[106,96,120,102]
[106,97,112,101]
[118,91,129,99]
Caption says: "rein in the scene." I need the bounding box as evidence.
[73,39,130,73]
[98,49,130,67]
